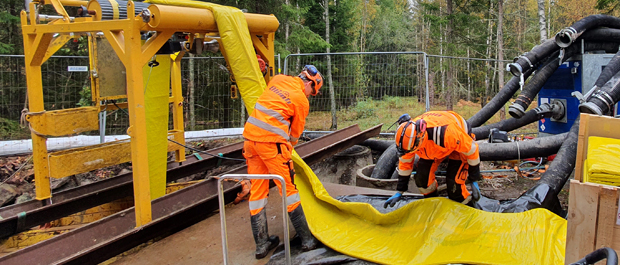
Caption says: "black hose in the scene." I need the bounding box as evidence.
[473,102,563,140]
[508,38,560,77]
[371,144,399,179]
[580,72,620,115]
[468,68,535,127]
[580,28,620,44]
[509,54,562,118]
[478,133,565,161]
[360,139,393,152]
[510,41,620,118]
[556,15,620,48]
[570,247,619,265]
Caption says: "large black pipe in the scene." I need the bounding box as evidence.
[593,50,620,89]
[501,117,579,213]
[473,102,564,140]
[508,38,559,77]
[510,41,620,118]
[468,68,535,128]
[580,28,620,43]
[360,139,393,152]
[570,247,619,265]
[580,72,620,115]
[371,144,399,179]
[556,15,620,48]
[509,53,561,118]
[478,133,565,161]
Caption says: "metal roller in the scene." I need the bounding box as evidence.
[87,0,150,21]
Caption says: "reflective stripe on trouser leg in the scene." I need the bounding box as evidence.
[244,141,272,216]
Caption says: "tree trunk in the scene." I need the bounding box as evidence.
[537,0,547,43]
[445,0,454,110]
[497,0,505,120]
[188,53,196,131]
[324,0,337,130]
[285,0,290,49]
[483,0,494,108]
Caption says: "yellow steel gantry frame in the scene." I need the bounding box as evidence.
[21,0,278,226]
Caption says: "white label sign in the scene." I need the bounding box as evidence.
[68,66,88,72]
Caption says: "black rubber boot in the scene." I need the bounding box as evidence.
[251,209,280,259]
[288,205,319,251]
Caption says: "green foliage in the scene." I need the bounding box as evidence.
[596,0,620,13]
[351,98,376,119]
[0,118,28,140]
[77,86,93,107]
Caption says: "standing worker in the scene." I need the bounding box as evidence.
[384,111,482,208]
[242,65,322,259]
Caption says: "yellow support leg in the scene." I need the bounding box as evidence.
[171,52,186,163]
[124,3,152,226]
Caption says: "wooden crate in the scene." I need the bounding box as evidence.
[566,114,620,263]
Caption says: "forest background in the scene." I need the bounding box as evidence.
[0,0,619,137]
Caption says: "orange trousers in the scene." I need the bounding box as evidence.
[243,141,301,216]
[416,151,470,202]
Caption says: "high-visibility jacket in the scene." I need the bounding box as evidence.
[398,111,480,176]
[243,75,309,145]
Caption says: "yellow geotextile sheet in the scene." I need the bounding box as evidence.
[142,1,567,263]
[144,55,171,199]
[291,151,567,264]
[584,136,620,186]
[146,0,266,114]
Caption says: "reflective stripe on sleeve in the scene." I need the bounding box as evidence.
[290,136,299,143]
[464,142,477,156]
[255,103,290,127]
[399,157,414,163]
[398,168,413,176]
[247,117,290,141]
[467,157,481,166]
[249,198,268,211]
[287,193,301,206]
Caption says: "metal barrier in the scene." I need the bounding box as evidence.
[217,174,291,265]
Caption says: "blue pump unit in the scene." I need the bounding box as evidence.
[538,54,618,136]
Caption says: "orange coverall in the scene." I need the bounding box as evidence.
[243,75,309,216]
[397,111,480,203]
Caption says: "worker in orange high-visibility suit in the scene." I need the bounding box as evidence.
[383,111,482,208]
[243,65,323,259]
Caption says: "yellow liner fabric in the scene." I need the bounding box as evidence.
[291,150,567,264]
[146,0,266,114]
[584,136,620,186]
[143,55,171,199]
[141,1,567,263]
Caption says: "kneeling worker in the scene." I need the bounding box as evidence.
[242,65,322,259]
[384,111,482,208]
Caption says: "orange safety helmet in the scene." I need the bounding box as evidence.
[299,65,323,96]
[395,119,427,155]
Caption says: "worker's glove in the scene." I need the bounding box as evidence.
[471,181,481,202]
[383,191,403,208]
[468,164,482,182]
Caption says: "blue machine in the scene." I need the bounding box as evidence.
[538,54,618,136]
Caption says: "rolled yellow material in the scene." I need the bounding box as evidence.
[147,4,279,33]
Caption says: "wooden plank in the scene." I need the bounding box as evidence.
[596,186,619,249]
[566,180,601,264]
[575,113,590,182]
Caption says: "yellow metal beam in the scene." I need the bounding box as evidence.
[48,0,70,21]
[170,52,186,163]
[21,19,128,35]
[47,131,183,179]
[140,30,175,66]
[124,2,152,227]
[101,30,127,67]
[41,34,72,64]
[251,33,275,83]
[26,107,99,137]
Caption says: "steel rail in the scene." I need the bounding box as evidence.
[0,124,380,265]
[0,142,244,239]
